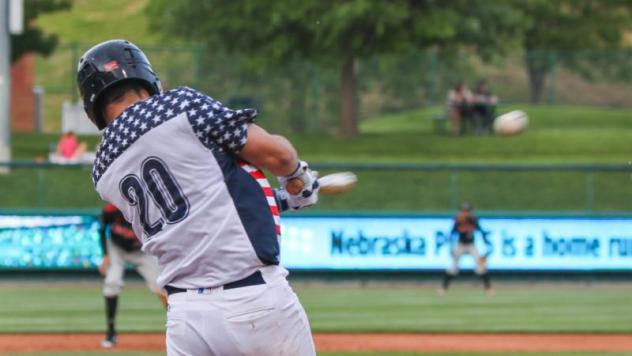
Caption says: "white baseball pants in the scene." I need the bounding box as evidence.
[166,266,316,356]
[103,240,162,297]
[447,242,487,275]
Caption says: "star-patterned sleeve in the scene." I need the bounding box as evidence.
[185,88,258,156]
[92,87,259,186]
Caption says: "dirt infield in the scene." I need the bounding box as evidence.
[2,333,632,353]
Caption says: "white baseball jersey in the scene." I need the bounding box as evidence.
[92,87,281,289]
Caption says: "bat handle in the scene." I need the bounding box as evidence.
[286,177,304,195]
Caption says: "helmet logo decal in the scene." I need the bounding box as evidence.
[103,60,119,72]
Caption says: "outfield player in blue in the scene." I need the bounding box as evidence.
[77,39,319,355]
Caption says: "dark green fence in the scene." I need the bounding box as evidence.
[1,161,631,214]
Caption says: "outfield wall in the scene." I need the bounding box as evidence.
[1,212,631,272]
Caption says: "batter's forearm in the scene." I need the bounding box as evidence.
[239,124,299,176]
[267,134,299,176]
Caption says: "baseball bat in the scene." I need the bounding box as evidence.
[286,171,357,195]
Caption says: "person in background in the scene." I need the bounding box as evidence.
[55,131,87,161]
[472,80,499,135]
[439,202,493,296]
[446,82,473,135]
[98,203,167,348]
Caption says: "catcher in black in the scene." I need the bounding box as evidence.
[98,203,167,348]
[439,202,493,295]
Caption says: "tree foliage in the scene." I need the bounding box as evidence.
[150,0,527,136]
[10,0,71,63]
[519,0,632,103]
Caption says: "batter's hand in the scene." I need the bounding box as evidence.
[274,186,319,211]
[277,161,319,210]
[98,255,110,276]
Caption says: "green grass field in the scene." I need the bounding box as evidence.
[1,282,631,333]
[36,0,162,46]
[1,282,632,355]
[16,104,632,162]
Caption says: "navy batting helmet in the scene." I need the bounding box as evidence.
[76,39,161,130]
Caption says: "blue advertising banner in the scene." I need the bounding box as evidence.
[0,215,101,269]
[280,216,632,271]
[1,214,632,270]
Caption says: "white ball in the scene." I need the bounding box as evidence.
[493,110,529,136]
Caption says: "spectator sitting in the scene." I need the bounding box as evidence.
[49,131,91,163]
[447,81,473,135]
[472,80,499,135]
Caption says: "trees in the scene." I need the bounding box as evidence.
[10,0,70,63]
[520,0,632,104]
[150,0,526,137]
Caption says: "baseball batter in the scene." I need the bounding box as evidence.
[439,202,493,295]
[98,202,166,348]
[77,39,319,355]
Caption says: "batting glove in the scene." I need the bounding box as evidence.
[277,161,319,210]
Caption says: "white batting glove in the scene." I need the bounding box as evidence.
[277,161,319,210]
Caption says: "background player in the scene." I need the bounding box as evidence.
[98,202,166,348]
[439,202,493,295]
[78,39,319,355]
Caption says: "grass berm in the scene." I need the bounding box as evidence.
[4,105,632,212]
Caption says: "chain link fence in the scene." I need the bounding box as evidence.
[1,162,631,214]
